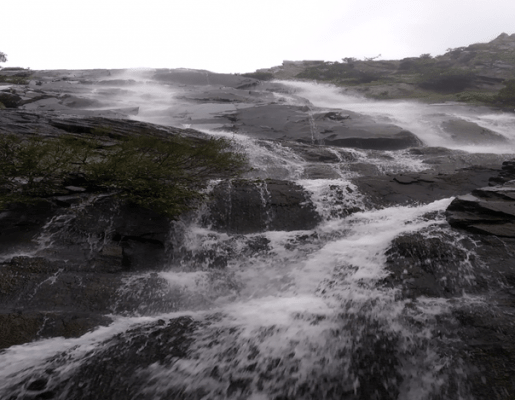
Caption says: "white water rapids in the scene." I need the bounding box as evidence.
[2,74,514,399]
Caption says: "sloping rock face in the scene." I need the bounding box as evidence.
[440,118,508,145]
[0,317,199,399]
[217,104,422,150]
[0,197,183,348]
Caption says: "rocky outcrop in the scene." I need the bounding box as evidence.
[440,118,508,145]
[0,109,247,349]
[446,183,515,237]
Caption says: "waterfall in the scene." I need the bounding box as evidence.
[1,72,514,399]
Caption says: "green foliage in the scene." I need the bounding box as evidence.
[417,67,475,92]
[0,75,29,85]
[0,133,247,218]
[0,52,6,63]
[296,62,386,84]
[456,91,497,104]
[496,79,515,106]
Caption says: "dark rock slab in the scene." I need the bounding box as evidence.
[0,254,187,348]
[207,179,321,234]
[446,184,515,237]
[0,200,57,257]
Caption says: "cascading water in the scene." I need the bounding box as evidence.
[282,80,515,154]
[1,72,513,399]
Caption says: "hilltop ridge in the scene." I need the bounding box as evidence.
[247,33,515,104]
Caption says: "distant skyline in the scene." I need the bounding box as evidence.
[2,0,514,73]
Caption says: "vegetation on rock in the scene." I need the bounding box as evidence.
[240,71,275,81]
[0,133,247,218]
[496,78,515,106]
[261,33,515,104]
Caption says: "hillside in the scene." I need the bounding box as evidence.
[248,33,515,105]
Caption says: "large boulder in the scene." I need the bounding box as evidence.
[206,179,321,234]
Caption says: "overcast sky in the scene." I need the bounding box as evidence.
[2,0,514,73]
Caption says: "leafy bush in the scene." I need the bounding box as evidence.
[0,75,30,85]
[0,133,247,217]
[456,91,497,104]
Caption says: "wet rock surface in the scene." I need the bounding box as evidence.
[1,316,199,400]
[217,104,423,150]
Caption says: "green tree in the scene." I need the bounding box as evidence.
[0,133,247,218]
[0,52,6,63]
